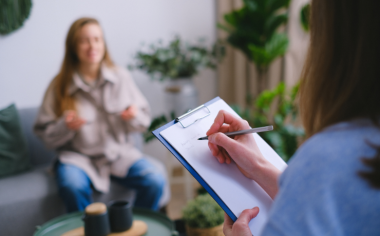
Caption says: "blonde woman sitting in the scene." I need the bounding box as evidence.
[34,18,164,212]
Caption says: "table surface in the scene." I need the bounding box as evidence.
[33,208,177,236]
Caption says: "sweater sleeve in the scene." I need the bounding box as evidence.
[261,131,351,236]
[120,69,151,133]
[261,122,380,236]
[33,84,76,149]
[260,136,330,236]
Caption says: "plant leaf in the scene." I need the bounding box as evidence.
[243,0,258,11]
[265,0,291,14]
[265,14,288,37]
[300,3,310,32]
[131,36,220,80]
[249,33,289,69]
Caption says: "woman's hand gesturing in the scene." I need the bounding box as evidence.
[121,105,137,121]
[64,110,86,131]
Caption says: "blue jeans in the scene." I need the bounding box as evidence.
[55,158,165,213]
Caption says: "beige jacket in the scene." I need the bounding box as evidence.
[34,65,151,192]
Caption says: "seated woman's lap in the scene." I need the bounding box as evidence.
[55,158,165,212]
[55,161,93,212]
[112,158,165,211]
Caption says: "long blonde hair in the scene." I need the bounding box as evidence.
[50,17,114,117]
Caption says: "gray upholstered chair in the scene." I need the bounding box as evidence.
[0,107,170,236]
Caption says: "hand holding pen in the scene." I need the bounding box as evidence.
[206,110,280,197]
[206,110,264,168]
[206,110,281,199]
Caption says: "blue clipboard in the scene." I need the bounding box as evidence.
[152,96,237,222]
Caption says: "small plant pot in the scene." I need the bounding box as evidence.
[185,224,224,236]
[165,78,199,117]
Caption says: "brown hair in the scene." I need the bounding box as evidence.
[299,1,380,187]
[50,17,114,117]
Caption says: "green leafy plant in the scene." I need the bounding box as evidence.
[300,3,310,32]
[232,82,304,162]
[182,194,224,229]
[143,111,175,143]
[130,36,223,81]
[249,33,288,72]
[219,0,290,92]
[0,0,32,35]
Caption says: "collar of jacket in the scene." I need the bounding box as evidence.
[68,63,117,95]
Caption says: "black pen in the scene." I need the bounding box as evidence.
[198,126,273,140]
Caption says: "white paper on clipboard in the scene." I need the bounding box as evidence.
[160,99,287,236]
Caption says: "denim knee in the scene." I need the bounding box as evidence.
[59,180,90,195]
[56,163,91,194]
[144,172,165,194]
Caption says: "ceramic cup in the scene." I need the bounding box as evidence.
[108,200,133,232]
[82,202,111,236]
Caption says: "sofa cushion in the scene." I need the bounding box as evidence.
[0,104,30,177]
[0,166,58,205]
[18,107,56,166]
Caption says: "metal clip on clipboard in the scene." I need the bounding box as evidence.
[175,104,211,128]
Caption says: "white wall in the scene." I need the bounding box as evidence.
[0,0,217,117]
[0,0,217,162]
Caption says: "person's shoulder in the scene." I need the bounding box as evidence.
[41,76,58,102]
[295,120,379,160]
[102,64,134,84]
[281,119,380,185]
[267,119,380,235]
[112,64,131,76]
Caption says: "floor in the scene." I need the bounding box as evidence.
[165,165,201,220]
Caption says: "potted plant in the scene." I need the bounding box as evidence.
[182,194,224,236]
[130,36,222,117]
[218,0,290,95]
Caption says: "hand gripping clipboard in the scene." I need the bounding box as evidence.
[152,97,237,221]
[153,96,287,235]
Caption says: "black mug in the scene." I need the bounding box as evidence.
[82,203,111,236]
[108,200,133,232]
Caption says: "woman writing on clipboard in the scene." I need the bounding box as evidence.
[207,1,380,235]
[34,18,164,212]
